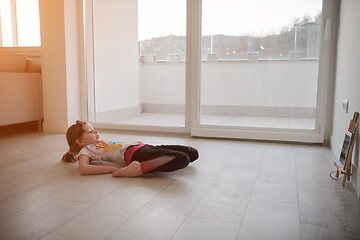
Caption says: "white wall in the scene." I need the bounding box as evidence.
[39,0,83,132]
[330,0,360,197]
[39,0,68,132]
[64,0,84,126]
[201,61,318,107]
[140,63,186,105]
[93,0,139,113]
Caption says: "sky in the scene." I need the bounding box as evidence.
[138,0,322,40]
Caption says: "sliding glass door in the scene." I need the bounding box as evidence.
[84,0,335,143]
[190,0,330,142]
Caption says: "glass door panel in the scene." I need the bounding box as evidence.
[200,0,322,131]
[87,0,186,130]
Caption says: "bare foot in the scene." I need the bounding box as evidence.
[112,161,142,177]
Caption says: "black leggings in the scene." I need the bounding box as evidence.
[131,145,199,173]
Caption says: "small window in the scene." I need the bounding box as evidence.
[0,0,41,47]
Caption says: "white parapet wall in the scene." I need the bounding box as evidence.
[140,60,318,117]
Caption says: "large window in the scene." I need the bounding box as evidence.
[199,0,322,130]
[0,0,40,47]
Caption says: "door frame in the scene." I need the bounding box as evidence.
[188,0,338,143]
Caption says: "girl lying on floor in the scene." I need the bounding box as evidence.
[61,120,199,177]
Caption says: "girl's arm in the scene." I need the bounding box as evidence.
[78,155,118,175]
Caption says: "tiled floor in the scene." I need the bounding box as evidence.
[0,130,359,240]
[113,113,316,130]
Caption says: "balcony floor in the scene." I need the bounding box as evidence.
[112,113,315,130]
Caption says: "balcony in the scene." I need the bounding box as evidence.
[95,56,318,130]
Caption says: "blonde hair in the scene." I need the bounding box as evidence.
[61,120,86,162]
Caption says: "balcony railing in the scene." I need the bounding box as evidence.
[140,56,318,118]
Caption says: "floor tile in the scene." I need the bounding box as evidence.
[298,185,360,240]
[264,144,295,159]
[228,154,263,167]
[0,172,54,200]
[107,203,189,240]
[190,193,248,223]
[256,157,297,184]
[0,199,90,240]
[0,186,51,225]
[251,181,298,204]
[173,216,240,240]
[237,199,301,240]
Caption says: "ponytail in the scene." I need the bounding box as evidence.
[62,120,86,163]
[61,151,77,163]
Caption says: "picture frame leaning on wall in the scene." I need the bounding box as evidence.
[335,112,359,187]
[338,131,352,167]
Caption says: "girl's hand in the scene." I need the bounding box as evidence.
[112,161,142,177]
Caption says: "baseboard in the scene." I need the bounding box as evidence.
[0,121,41,136]
[142,103,185,114]
[201,105,315,117]
[141,103,315,117]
